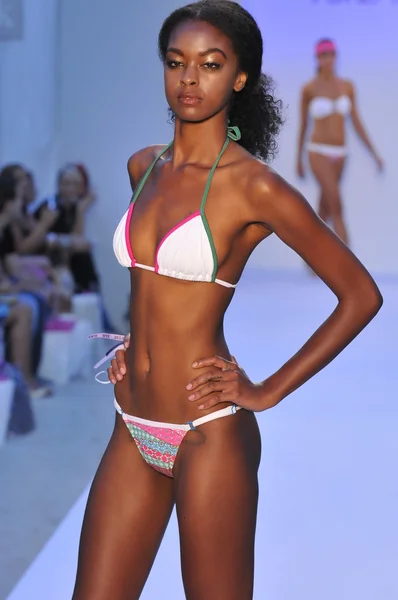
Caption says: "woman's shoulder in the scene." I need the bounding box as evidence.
[127,144,168,189]
[338,78,355,95]
[301,79,317,98]
[238,156,316,227]
[226,148,282,211]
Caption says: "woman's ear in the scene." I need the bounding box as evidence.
[234,72,248,93]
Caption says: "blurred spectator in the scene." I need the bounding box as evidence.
[0,169,76,395]
[0,305,36,437]
[1,164,63,259]
[1,162,118,332]
[0,279,51,399]
[33,164,99,293]
[0,168,72,313]
[34,163,118,332]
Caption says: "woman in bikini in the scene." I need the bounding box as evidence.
[296,38,383,246]
[73,5,383,599]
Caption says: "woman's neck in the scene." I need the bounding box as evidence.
[171,115,229,167]
[318,69,336,81]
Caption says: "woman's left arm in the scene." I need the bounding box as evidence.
[188,169,383,412]
[348,81,383,170]
[254,171,383,407]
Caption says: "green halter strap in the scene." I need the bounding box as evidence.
[130,142,173,205]
[130,124,241,207]
[129,125,241,282]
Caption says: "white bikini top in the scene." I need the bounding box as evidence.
[113,130,241,289]
[309,95,352,120]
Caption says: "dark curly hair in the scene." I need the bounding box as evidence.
[158,0,283,162]
[0,169,18,213]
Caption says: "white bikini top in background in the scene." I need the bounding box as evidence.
[309,95,352,120]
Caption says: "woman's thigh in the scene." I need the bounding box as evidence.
[174,410,261,600]
[309,152,346,213]
[73,415,175,600]
[17,293,38,333]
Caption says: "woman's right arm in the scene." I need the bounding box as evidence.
[11,207,58,255]
[296,84,311,178]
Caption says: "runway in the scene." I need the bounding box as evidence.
[4,270,397,600]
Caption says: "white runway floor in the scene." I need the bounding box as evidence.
[3,271,397,599]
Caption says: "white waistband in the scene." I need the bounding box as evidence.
[114,397,241,431]
[307,143,347,157]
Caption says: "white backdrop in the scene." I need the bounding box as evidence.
[243,0,397,274]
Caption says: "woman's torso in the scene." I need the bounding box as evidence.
[307,77,352,146]
[114,140,269,423]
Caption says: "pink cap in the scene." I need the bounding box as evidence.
[315,40,336,56]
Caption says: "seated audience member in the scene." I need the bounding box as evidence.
[0,168,72,313]
[33,164,99,293]
[2,164,60,255]
[2,162,117,332]
[0,170,73,391]
[34,163,118,332]
[0,284,51,398]
[0,304,36,437]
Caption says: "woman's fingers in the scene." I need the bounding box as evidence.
[106,335,129,384]
[187,369,237,392]
[188,373,238,403]
[115,349,127,376]
[195,383,236,410]
[107,365,117,385]
[192,355,232,369]
[108,357,122,382]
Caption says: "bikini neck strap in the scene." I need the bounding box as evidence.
[130,142,172,205]
[200,125,241,211]
[130,124,241,207]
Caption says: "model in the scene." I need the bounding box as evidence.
[73,6,383,600]
[296,38,383,246]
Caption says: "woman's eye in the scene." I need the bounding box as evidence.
[203,62,221,70]
[166,60,183,69]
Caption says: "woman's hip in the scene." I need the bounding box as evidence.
[307,142,348,159]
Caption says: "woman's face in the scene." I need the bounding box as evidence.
[58,170,84,202]
[164,20,246,123]
[317,51,336,72]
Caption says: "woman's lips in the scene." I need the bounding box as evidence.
[177,95,202,106]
